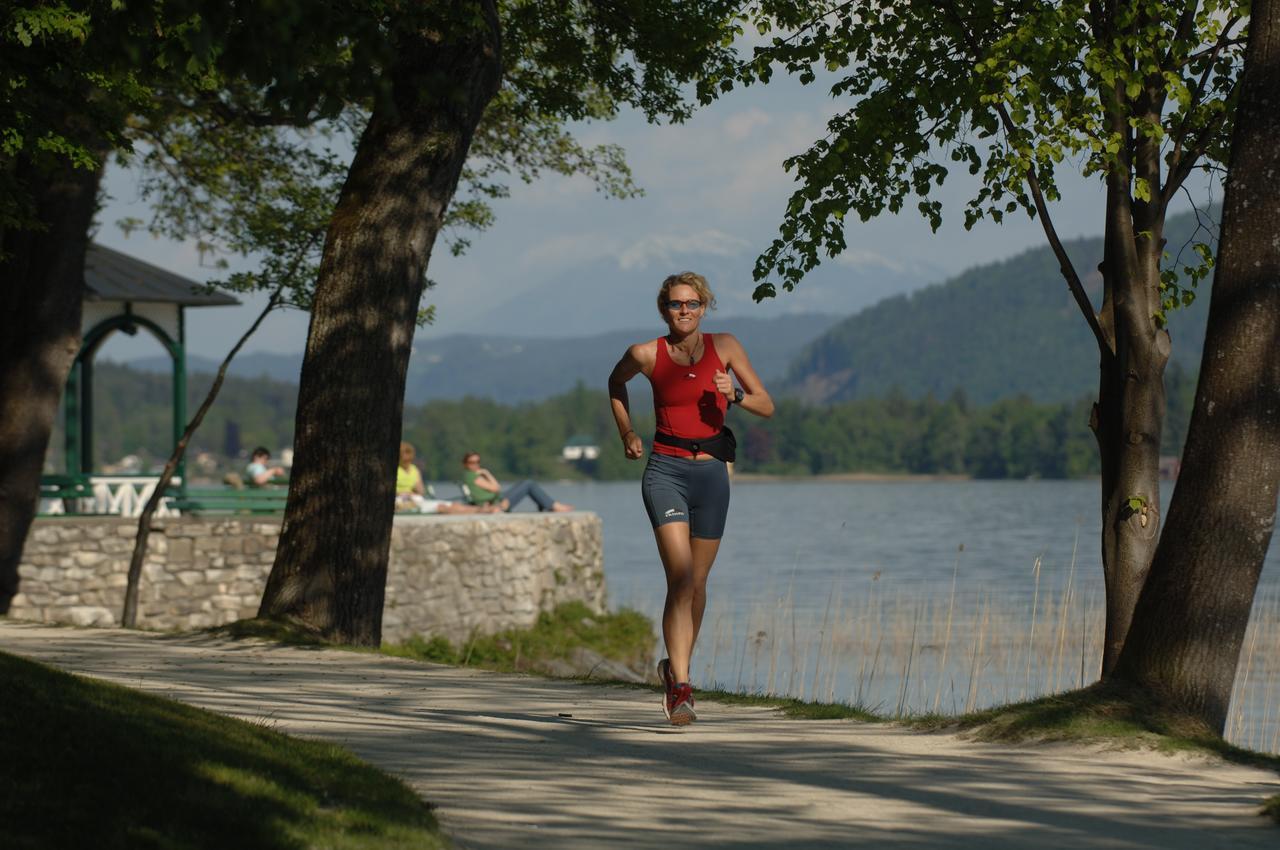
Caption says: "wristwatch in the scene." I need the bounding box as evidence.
[730,387,744,406]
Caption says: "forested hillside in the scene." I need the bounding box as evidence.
[59,361,1197,481]
[784,211,1215,404]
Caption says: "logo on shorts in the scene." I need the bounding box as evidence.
[663,508,685,518]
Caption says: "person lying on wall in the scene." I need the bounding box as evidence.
[397,442,499,514]
[460,451,573,512]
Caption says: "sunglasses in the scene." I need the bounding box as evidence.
[665,299,704,311]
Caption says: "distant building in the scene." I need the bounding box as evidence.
[561,435,600,462]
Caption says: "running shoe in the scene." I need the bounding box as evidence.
[669,682,697,726]
[657,658,674,719]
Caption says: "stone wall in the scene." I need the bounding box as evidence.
[10,513,604,644]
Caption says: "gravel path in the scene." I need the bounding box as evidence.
[2,620,1275,849]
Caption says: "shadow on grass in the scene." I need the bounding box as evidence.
[0,652,446,850]
[907,680,1280,772]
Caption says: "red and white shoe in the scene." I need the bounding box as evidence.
[657,658,675,719]
[669,683,697,726]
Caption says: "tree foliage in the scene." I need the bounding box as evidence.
[714,0,1244,318]
[113,0,742,312]
[77,364,1212,483]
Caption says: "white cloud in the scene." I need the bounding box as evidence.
[724,108,773,141]
[618,229,751,271]
[519,232,623,270]
[833,248,907,274]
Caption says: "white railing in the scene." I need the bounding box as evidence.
[40,476,181,518]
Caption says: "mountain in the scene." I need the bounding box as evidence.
[431,244,942,338]
[130,312,843,404]
[783,213,1214,405]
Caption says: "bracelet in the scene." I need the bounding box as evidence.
[621,429,636,440]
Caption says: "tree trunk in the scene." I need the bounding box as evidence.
[1111,0,1280,734]
[1092,148,1171,676]
[258,8,502,646]
[0,156,103,613]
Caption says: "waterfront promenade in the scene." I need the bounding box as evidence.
[1,620,1275,849]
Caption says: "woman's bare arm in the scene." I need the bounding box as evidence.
[608,342,655,459]
[718,333,774,418]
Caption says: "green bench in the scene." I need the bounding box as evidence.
[168,486,289,515]
[38,474,98,516]
[39,474,95,502]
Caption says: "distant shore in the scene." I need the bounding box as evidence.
[731,471,972,483]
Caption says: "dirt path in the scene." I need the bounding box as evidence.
[2,620,1275,849]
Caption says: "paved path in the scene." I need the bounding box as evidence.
[2,620,1276,849]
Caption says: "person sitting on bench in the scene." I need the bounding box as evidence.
[245,447,286,486]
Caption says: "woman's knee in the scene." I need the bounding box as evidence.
[665,571,696,601]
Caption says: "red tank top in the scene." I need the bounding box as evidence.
[648,333,727,458]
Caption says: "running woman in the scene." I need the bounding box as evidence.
[607,271,774,725]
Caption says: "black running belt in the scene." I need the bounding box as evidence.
[652,427,736,463]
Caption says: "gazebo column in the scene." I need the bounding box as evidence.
[173,308,187,493]
[63,361,82,476]
[80,356,95,474]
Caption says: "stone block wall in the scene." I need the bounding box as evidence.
[10,513,605,644]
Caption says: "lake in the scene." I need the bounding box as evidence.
[534,478,1280,753]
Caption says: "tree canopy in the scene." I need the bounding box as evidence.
[714,0,1243,315]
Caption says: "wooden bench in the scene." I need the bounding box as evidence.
[168,487,289,516]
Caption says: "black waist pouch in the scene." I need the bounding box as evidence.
[653,427,736,463]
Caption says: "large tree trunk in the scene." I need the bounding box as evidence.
[0,156,103,613]
[258,8,502,645]
[1111,0,1280,734]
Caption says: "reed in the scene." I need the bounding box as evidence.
[689,570,1280,754]
[932,545,962,713]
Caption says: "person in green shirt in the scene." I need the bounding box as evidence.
[460,451,573,512]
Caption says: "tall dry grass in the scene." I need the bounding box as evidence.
[687,569,1280,754]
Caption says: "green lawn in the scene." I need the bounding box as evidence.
[0,651,449,850]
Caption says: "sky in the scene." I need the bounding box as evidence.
[90,67,1128,363]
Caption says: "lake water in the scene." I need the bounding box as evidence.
[533,478,1280,752]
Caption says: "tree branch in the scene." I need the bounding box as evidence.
[1162,76,1240,205]
[991,103,1110,356]
[937,2,1109,355]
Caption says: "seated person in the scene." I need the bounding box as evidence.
[460,451,573,512]
[397,442,497,515]
[245,446,287,486]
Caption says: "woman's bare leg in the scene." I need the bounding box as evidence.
[655,523,695,683]
[689,536,722,649]
[655,526,723,683]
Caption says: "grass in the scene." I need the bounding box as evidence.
[381,601,654,674]
[688,684,881,721]
[0,651,448,850]
[1265,794,1280,824]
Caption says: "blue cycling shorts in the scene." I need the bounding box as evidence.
[641,452,731,540]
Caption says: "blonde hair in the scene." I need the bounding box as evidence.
[657,271,716,317]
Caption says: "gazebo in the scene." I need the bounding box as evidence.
[45,243,238,514]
